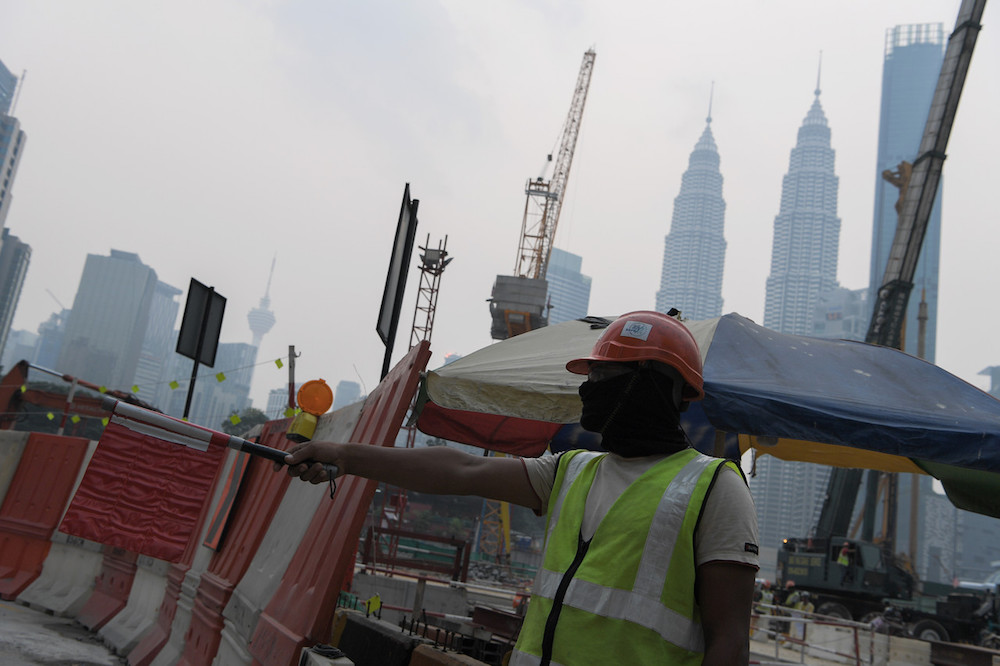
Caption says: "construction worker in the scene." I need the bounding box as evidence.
[791,591,814,641]
[281,311,760,665]
[758,581,776,639]
[760,580,775,607]
[783,580,800,608]
[777,581,798,639]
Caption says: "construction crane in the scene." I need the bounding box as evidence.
[813,0,985,555]
[476,50,596,563]
[489,49,596,340]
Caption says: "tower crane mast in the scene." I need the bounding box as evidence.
[515,49,596,281]
[489,49,596,340]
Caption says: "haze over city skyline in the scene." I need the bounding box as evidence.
[1,0,997,411]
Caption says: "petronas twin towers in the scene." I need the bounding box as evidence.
[654,111,727,320]
[656,83,841,335]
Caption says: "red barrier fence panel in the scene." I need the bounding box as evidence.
[77,546,139,630]
[0,433,89,600]
[127,430,249,666]
[177,418,298,666]
[249,342,431,666]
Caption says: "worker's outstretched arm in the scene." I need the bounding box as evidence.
[280,441,542,511]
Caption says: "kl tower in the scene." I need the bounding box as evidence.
[248,256,277,352]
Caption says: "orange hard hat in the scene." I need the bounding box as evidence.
[566,311,704,401]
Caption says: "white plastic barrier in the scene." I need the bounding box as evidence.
[99,554,171,654]
[18,533,104,616]
[214,471,328,666]
[213,403,362,666]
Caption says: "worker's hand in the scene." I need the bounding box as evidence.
[276,440,344,484]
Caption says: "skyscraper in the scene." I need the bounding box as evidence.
[0,90,26,228]
[57,250,158,388]
[546,248,592,324]
[869,24,944,362]
[753,76,842,562]
[333,380,362,411]
[0,59,29,363]
[656,106,726,320]
[812,286,868,342]
[162,342,256,428]
[133,281,182,406]
[34,309,69,369]
[0,228,31,360]
[747,453,832,571]
[0,59,16,115]
[763,81,841,335]
[266,385,299,419]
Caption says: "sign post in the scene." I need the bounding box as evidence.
[377,184,420,379]
[176,278,226,420]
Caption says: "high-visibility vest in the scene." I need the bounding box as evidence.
[510,448,736,666]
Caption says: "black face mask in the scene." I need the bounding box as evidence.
[578,367,688,457]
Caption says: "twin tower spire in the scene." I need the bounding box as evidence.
[656,55,837,337]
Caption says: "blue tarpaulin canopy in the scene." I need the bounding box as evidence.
[417,314,1000,518]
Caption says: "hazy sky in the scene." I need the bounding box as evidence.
[1,0,997,411]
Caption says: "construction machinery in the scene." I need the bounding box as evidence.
[775,0,986,630]
[488,49,596,341]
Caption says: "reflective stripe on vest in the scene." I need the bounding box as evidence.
[511,449,723,665]
[543,451,602,547]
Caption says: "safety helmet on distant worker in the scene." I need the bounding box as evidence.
[566,310,705,401]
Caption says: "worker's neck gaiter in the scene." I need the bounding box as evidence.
[578,367,687,457]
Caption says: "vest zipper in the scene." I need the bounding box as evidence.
[540,534,591,666]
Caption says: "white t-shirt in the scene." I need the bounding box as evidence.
[522,451,760,569]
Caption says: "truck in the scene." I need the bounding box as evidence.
[776,536,992,643]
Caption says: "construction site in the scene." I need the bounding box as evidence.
[3,1,1000,665]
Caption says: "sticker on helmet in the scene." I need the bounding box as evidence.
[620,321,652,341]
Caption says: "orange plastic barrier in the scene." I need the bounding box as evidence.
[250,342,431,666]
[0,433,89,599]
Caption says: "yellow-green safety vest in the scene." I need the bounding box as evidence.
[510,448,736,666]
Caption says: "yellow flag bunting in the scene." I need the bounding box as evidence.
[64,353,296,409]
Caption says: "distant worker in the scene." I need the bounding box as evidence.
[882,160,913,216]
[778,580,799,638]
[837,541,854,585]
[760,580,775,607]
[783,580,800,609]
[791,591,814,640]
[281,311,760,665]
